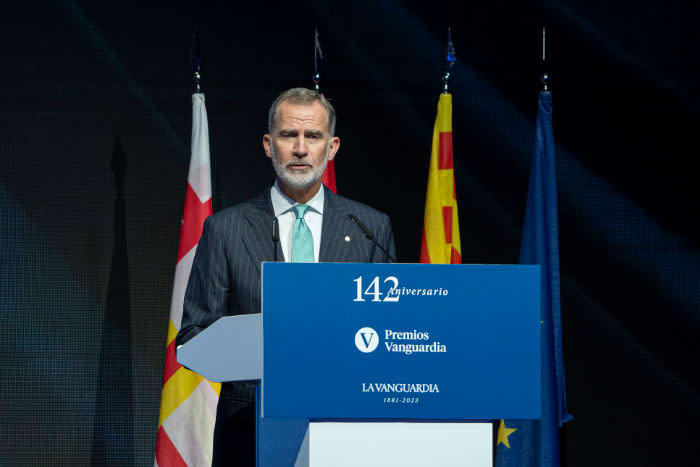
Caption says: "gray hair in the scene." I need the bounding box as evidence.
[268,88,336,137]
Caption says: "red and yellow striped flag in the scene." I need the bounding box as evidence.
[420,93,461,264]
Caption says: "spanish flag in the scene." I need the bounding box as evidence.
[420,93,461,264]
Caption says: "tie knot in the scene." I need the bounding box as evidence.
[294,204,310,219]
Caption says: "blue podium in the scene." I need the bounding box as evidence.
[178,263,541,466]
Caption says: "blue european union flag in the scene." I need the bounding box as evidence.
[496,91,573,467]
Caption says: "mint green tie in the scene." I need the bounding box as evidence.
[291,204,314,262]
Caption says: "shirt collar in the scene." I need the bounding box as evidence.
[271,180,325,217]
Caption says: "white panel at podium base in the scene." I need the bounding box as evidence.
[294,422,492,467]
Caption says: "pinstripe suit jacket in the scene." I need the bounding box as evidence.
[176,186,395,401]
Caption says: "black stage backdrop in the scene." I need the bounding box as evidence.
[1,1,698,465]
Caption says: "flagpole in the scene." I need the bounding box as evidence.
[313,26,321,93]
[541,26,549,92]
[442,28,456,94]
[192,27,202,94]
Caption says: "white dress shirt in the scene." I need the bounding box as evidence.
[270,181,324,262]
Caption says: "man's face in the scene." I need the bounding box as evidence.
[263,100,339,191]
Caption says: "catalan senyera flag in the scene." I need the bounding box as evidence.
[156,93,221,467]
[420,93,461,264]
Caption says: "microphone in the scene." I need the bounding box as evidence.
[348,214,396,263]
[272,218,280,262]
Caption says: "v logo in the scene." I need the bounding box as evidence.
[360,332,374,348]
[355,327,379,353]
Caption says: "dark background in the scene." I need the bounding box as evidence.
[1,0,698,465]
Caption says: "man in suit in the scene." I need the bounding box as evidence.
[176,88,395,466]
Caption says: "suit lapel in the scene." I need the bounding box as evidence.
[319,188,359,262]
[242,190,281,275]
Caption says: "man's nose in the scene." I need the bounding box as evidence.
[293,136,308,156]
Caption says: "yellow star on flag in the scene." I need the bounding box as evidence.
[497,419,518,448]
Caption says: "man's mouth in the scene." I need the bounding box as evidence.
[287,163,311,170]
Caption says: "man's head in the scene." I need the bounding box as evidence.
[263,88,340,197]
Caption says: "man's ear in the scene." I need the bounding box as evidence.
[263,134,272,159]
[328,136,340,161]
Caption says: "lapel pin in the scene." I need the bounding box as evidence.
[344,235,351,242]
